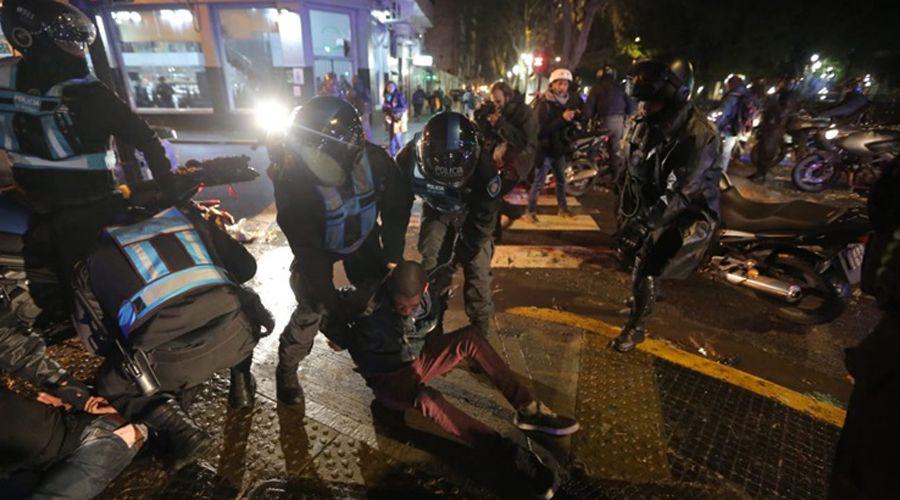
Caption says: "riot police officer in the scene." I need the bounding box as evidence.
[0,0,174,317]
[613,57,722,352]
[268,96,410,405]
[393,112,502,335]
[74,204,268,473]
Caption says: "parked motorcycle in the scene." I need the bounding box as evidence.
[0,156,259,341]
[562,122,612,196]
[792,127,899,192]
[711,174,870,324]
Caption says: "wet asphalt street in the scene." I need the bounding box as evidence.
[56,138,864,499]
[175,138,875,406]
[4,134,874,499]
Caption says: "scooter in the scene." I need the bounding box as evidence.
[791,127,899,192]
[0,155,259,342]
[711,174,870,324]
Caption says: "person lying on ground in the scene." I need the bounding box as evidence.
[327,260,580,499]
[0,321,145,500]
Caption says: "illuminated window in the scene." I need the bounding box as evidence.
[111,9,211,110]
[218,7,302,109]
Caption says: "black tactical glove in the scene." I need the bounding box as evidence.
[237,286,275,337]
[46,375,91,410]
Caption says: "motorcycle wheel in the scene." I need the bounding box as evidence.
[792,154,837,193]
[759,253,845,325]
[564,158,598,197]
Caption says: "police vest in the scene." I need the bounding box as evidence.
[0,57,115,174]
[411,162,467,215]
[101,208,234,338]
[315,157,377,255]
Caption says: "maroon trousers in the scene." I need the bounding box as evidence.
[367,326,534,448]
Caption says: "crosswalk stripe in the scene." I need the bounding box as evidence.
[505,306,847,428]
[507,214,599,231]
[503,192,581,207]
[492,245,606,268]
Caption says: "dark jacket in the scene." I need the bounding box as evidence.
[394,140,501,261]
[272,144,411,321]
[80,208,257,352]
[342,281,441,377]
[620,103,723,279]
[535,91,582,158]
[383,91,408,117]
[476,95,539,182]
[9,57,173,209]
[715,84,750,136]
[583,77,635,120]
[0,316,80,473]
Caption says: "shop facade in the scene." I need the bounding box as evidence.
[83,0,432,122]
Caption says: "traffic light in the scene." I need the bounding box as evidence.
[533,55,545,71]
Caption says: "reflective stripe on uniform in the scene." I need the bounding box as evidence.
[42,115,74,159]
[10,151,113,171]
[175,230,212,265]
[118,264,232,336]
[1,113,17,150]
[106,208,193,246]
[316,158,377,254]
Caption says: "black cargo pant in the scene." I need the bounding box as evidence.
[96,310,257,419]
[278,233,387,370]
[418,204,495,334]
[1,392,138,500]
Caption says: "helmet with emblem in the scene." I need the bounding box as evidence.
[416,112,481,189]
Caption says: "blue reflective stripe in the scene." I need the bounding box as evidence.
[175,230,211,265]
[136,241,169,280]
[10,152,112,171]
[106,209,192,246]
[42,115,74,159]
[118,265,232,336]
[1,113,17,150]
[123,244,155,282]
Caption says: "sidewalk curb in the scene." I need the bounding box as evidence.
[507,306,847,428]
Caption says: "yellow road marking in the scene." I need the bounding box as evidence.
[492,245,605,268]
[508,214,600,231]
[506,307,847,428]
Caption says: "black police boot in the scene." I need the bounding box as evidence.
[143,399,212,473]
[276,362,304,406]
[610,272,657,353]
[610,325,647,353]
[228,357,256,409]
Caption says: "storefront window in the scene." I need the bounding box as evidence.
[218,7,303,109]
[309,9,354,95]
[111,9,211,110]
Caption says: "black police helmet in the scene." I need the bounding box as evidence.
[627,57,694,104]
[1,0,96,58]
[416,112,481,189]
[285,96,365,186]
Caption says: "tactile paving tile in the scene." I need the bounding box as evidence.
[654,358,840,499]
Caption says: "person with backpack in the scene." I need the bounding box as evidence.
[714,75,754,173]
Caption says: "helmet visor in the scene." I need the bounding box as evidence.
[627,61,669,101]
[48,10,96,56]
[416,136,479,188]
